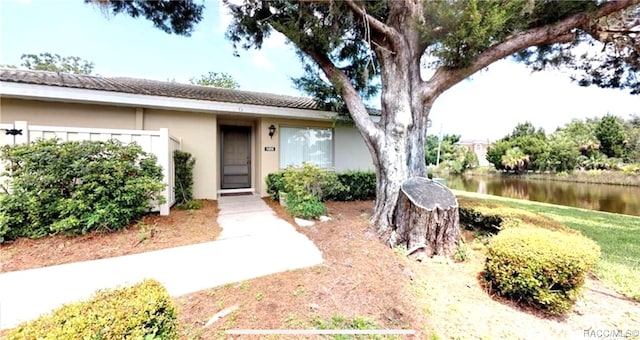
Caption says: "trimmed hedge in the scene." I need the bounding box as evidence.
[6,279,178,339]
[333,170,376,201]
[0,139,165,243]
[266,168,376,202]
[484,227,600,315]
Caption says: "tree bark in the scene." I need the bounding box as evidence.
[266,0,640,259]
[390,177,460,258]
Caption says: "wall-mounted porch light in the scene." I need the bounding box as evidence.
[268,124,276,139]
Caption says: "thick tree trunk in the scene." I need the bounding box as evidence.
[390,177,460,258]
[282,0,640,260]
[369,124,426,240]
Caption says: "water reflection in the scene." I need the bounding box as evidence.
[442,174,640,216]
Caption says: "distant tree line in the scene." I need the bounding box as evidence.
[487,114,640,173]
[425,134,479,174]
[3,52,240,89]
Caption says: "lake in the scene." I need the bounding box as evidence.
[440,174,640,216]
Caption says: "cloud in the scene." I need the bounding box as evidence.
[251,50,274,70]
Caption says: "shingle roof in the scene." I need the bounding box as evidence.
[0,68,320,111]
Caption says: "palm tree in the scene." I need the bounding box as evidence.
[501,147,529,174]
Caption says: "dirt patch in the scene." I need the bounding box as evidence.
[3,199,638,339]
[0,200,220,273]
[176,199,639,339]
[176,200,423,338]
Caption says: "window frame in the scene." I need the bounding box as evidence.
[278,125,335,169]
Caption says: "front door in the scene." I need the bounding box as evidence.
[221,126,251,189]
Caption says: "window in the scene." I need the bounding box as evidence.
[280,127,333,168]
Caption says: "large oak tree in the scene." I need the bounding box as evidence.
[94,0,639,256]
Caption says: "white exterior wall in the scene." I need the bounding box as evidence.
[333,125,373,171]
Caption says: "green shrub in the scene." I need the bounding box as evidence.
[265,167,376,219]
[174,150,196,204]
[284,192,327,219]
[484,227,600,315]
[175,199,204,210]
[279,163,343,219]
[266,169,377,202]
[0,139,165,243]
[265,172,286,200]
[6,279,178,339]
[333,170,376,201]
[282,163,346,202]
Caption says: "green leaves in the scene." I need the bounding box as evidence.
[173,150,196,204]
[189,71,240,89]
[596,114,627,158]
[484,227,600,315]
[91,0,203,36]
[423,0,529,68]
[20,52,95,75]
[0,139,165,242]
[7,279,178,339]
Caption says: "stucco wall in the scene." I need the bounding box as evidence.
[143,109,218,200]
[1,97,374,199]
[0,99,220,200]
[0,98,136,129]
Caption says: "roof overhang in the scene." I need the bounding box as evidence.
[0,81,336,121]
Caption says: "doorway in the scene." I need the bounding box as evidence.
[220,126,251,189]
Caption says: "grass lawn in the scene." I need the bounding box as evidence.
[454,190,640,301]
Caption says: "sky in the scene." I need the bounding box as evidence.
[1,0,638,141]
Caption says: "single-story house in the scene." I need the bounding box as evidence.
[0,68,374,207]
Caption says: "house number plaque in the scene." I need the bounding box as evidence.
[264,147,276,151]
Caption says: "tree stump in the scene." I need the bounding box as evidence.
[390,177,460,260]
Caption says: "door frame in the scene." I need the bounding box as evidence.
[220,125,252,190]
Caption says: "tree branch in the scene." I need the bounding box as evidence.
[343,0,393,36]
[427,0,640,97]
[305,49,381,140]
[344,0,402,50]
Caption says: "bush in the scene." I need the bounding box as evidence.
[281,163,346,202]
[332,170,376,201]
[484,227,600,315]
[0,139,165,242]
[284,192,327,219]
[265,172,285,200]
[265,166,377,219]
[174,150,196,204]
[266,169,377,202]
[6,279,178,339]
[277,163,345,219]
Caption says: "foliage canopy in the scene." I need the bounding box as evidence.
[14,52,95,75]
[189,71,240,89]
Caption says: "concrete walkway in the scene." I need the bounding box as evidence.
[0,194,323,330]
